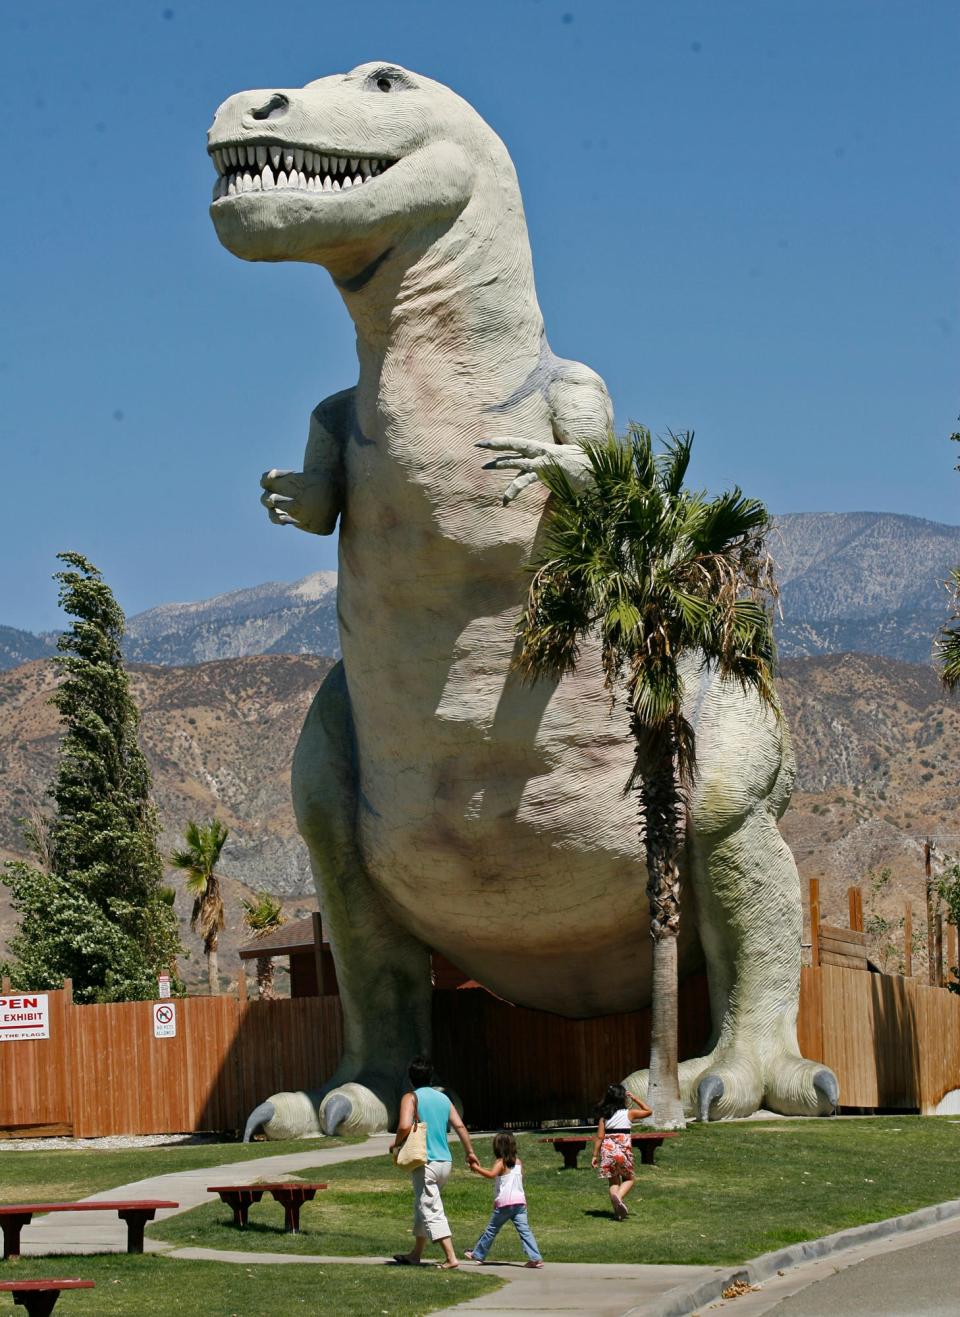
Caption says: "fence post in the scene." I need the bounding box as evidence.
[925,840,937,986]
[237,967,247,1003]
[947,921,958,987]
[904,902,913,977]
[1,976,9,993]
[809,878,821,968]
[62,979,76,1138]
[848,886,863,933]
[935,911,944,987]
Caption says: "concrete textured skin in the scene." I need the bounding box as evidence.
[207,63,838,1138]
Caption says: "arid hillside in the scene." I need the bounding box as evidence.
[1,651,957,989]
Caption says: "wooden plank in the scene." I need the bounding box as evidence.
[0,1123,73,1140]
[820,950,868,970]
[819,937,867,959]
[819,925,867,947]
[797,966,824,1062]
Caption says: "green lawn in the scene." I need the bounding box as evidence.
[0,1254,499,1316]
[149,1117,960,1266]
[0,1137,362,1205]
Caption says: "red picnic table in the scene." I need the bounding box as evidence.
[539,1131,680,1170]
[0,1200,178,1260]
[0,1279,94,1317]
[207,1183,328,1234]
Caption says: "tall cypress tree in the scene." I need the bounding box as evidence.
[3,553,182,1001]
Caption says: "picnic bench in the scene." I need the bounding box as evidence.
[539,1131,680,1170]
[0,1201,178,1260]
[207,1183,328,1234]
[0,1279,94,1317]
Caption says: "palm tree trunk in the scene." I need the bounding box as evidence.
[207,939,219,995]
[640,721,687,1130]
[256,955,276,1000]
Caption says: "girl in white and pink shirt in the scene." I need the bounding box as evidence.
[465,1132,543,1266]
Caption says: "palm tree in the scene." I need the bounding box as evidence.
[937,568,960,690]
[241,890,286,999]
[512,426,779,1128]
[170,819,229,995]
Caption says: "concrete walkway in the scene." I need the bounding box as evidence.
[17,1134,395,1255]
[16,1134,721,1315]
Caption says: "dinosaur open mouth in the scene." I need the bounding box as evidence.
[210,144,394,200]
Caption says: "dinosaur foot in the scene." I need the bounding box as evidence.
[242,1078,390,1141]
[624,1050,839,1122]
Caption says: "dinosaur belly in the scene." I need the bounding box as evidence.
[344,598,697,1016]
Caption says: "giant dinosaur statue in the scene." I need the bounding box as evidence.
[207,62,838,1139]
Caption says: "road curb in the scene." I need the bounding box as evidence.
[630,1196,960,1317]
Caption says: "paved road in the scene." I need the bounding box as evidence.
[709,1215,960,1317]
[761,1230,960,1316]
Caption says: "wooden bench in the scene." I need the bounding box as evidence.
[539,1131,680,1170]
[207,1183,328,1234]
[0,1201,178,1260]
[0,1279,94,1317]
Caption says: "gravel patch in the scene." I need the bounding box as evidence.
[0,1133,228,1152]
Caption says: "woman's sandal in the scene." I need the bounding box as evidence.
[436,1261,460,1270]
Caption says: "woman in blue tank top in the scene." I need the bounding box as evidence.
[389,1055,479,1268]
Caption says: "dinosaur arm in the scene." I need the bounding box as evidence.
[260,386,353,536]
[480,363,614,505]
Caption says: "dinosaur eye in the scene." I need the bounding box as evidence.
[377,76,392,92]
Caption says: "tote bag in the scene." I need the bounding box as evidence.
[393,1093,429,1171]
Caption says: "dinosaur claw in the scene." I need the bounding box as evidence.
[243,1099,276,1142]
[813,1068,839,1114]
[697,1074,725,1123]
[321,1092,353,1136]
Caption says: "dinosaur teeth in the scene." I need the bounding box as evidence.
[210,143,395,197]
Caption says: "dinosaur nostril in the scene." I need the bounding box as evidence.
[251,93,289,122]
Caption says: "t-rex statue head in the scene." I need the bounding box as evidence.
[208,61,518,282]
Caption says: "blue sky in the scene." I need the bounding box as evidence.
[2,0,957,632]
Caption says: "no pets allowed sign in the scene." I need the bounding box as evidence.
[153,1002,177,1038]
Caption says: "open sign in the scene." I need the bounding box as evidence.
[0,994,50,1041]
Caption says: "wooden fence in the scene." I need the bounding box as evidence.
[799,964,960,1113]
[0,984,342,1139]
[3,966,960,1136]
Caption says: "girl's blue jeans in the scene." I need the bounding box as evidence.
[471,1204,542,1262]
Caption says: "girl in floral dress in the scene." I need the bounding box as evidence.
[591,1083,652,1219]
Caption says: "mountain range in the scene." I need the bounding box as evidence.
[2,512,958,671]
[1,650,955,987]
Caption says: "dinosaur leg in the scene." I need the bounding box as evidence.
[624,807,837,1120]
[245,661,432,1140]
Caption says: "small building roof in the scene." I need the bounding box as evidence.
[238,914,318,960]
